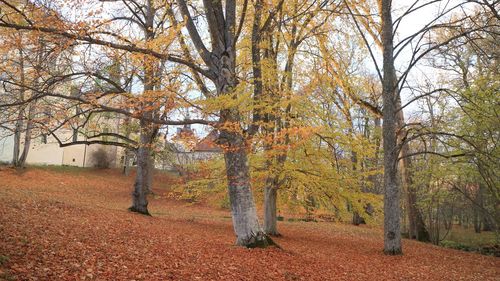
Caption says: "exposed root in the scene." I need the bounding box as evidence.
[239,232,282,249]
[383,248,403,255]
[128,206,151,216]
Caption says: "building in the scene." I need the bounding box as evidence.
[157,126,222,172]
[0,128,124,168]
[0,120,221,171]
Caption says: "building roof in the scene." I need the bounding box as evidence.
[194,130,222,153]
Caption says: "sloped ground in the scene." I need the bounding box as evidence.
[0,167,498,281]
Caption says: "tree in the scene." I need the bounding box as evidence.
[377,0,402,254]
[343,0,496,254]
[251,0,333,236]
[0,0,275,247]
[0,2,72,168]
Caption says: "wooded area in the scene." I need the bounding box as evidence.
[0,0,498,279]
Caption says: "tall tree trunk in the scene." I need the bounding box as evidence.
[221,128,272,247]
[12,46,25,167]
[17,103,34,168]
[12,113,22,167]
[263,149,286,236]
[396,101,430,242]
[473,184,484,233]
[129,120,152,216]
[122,115,132,176]
[176,0,274,247]
[146,152,154,194]
[264,184,279,235]
[473,212,481,233]
[217,49,273,247]
[263,34,297,235]
[123,149,131,176]
[381,0,402,255]
[251,4,281,236]
[367,117,382,194]
[128,3,157,215]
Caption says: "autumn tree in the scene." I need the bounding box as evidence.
[0,2,72,168]
[342,0,496,253]
[0,0,276,247]
[250,0,335,236]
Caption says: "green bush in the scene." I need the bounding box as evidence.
[92,148,111,169]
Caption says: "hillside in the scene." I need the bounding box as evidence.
[0,167,498,281]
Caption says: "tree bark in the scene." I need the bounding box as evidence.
[128,2,158,215]
[17,103,34,168]
[367,117,383,194]
[146,152,154,193]
[12,113,22,167]
[264,180,280,236]
[381,0,402,255]
[176,0,275,247]
[397,102,430,242]
[222,129,272,247]
[217,50,273,247]
[12,46,25,167]
[473,184,484,233]
[473,208,481,233]
[123,149,131,176]
[129,120,152,216]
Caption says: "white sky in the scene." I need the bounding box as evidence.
[43,0,483,139]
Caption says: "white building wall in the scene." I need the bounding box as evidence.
[0,128,123,168]
[27,141,64,165]
[0,134,15,164]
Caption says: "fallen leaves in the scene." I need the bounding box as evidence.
[0,167,498,280]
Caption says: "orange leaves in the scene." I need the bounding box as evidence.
[171,128,199,151]
[218,121,242,135]
[0,167,499,281]
[260,126,319,151]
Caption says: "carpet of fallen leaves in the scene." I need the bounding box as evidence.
[0,167,498,281]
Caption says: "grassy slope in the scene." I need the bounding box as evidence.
[0,167,498,281]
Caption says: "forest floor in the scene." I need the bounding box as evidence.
[0,166,498,281]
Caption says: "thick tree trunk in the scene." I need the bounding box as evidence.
[473,209,481,233]
[405,185,430,241]
[476,184,494,231]
[264,184,280,236]
[176,0,274,247]
[222,130,273,247]
[473,184,484,233]
[129,120,152,216]
[482,216,494,231]
[129,4,159,215]
[262,39,297,236]
[263,143,286,236]
[397,106,430,242]
[367,117,383,194]
[17,104,34,168]
[381,0,402,255]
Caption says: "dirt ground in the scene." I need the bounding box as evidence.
[0,167,498,280]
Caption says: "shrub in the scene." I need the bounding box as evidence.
[92,147,111,169]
